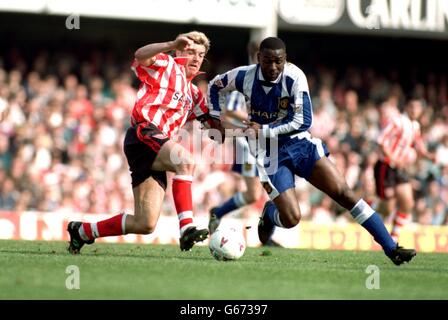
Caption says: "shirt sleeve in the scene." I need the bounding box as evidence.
[412,122,427,153]
[131,53,170,86]
[208,67,246,119]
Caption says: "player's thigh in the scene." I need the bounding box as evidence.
[151,140,194,172]
[308,156,347,195]
[373,160,395,200]
[307,157,357,209]
[395,182,414,211]
[133,175,166,228]
[289,136,346,199]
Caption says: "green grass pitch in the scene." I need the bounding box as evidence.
[1,240,447,299]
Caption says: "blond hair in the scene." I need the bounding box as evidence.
[179,31,210,53]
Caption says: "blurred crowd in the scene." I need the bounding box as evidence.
[0,47,447,226]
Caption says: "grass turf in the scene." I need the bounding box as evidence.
[0,240,447,299]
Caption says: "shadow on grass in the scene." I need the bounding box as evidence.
[0,248,213,262]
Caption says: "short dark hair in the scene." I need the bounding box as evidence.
[406,93,426,107]
[259,37,286,52]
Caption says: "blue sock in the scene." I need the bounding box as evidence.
[214,192,246,219]
[265,201,284,227]
[351,199,397,256]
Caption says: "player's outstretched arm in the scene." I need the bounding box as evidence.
[134,35,194,66]
[414,134,437,162]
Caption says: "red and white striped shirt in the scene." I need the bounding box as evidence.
[377,113,424,168]
[131,53,208,138]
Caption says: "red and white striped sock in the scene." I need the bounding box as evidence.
[78,213,127,241]
[391,211,410,242]
[172,175,195,236]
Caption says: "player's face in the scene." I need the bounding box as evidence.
[177,44,206,78]
[407,100,423,120]
[258,48,286,82]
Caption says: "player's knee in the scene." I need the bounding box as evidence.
[243,192,258,204]
[135,219,156,235]
[281,208,301,228]
[139,224,156,235]
[175,160,195,175]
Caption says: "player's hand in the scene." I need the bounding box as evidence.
[173,36,194,51]
[199,115,226,143]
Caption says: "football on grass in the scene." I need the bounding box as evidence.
[209,227,246,261]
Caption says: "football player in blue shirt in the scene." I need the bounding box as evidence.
[208,37,416,265]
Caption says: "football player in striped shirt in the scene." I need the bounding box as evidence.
[209,37,416,265]
[68,31,219,254]
[375,97,436,242]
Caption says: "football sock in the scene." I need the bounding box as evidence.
[265,201,284,227]
[78,213,127,241]
[391,211,410,242]
[172,175,195,236]
[350,199,397,255]
[214,192,247,219]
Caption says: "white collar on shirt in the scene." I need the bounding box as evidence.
[257,68,282,85]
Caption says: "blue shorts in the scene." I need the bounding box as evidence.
[265,135,329,197]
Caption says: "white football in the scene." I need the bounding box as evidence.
[209,227,246,261]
